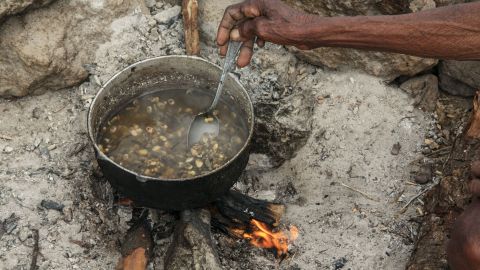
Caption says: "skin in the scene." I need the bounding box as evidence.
[216,1,480,269]
[217,0,480,67]
[447,162,480,270]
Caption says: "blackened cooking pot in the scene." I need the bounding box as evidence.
[87,56,254,210]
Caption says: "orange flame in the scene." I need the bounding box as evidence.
[243,219,299,257]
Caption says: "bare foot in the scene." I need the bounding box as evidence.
[447,161,480,270]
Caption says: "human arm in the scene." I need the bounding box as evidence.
[217,0,480,67]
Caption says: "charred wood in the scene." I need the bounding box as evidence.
[116,212,153,270]
[164,209,221,270]
[211,190,285,237]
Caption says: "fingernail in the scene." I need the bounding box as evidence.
[230,29,241,41]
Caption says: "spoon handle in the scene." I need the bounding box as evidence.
[208,40,243,112]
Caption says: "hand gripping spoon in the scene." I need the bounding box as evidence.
[187,40,243,147]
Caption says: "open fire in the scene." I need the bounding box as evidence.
[242,219,299,257]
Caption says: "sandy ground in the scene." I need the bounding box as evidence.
[252,71,428,269]
[0,2,429,269]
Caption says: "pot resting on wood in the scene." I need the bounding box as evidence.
[87,56,254,210]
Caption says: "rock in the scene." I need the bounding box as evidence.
[400,74,439,112]
[153,5,181,24]
[391,142,401,155]
[0,0,56,22]
[40,199,64,211]
[244,47,315,165]
[3,146,13,153]
[438,60,480,97]
[32,107,43,119]
[289,47,437,81]
[0,0,140,97]
[333,257,348,270]
[414,165,433,184]
[434,0,466,7]
[376,0,411,14]
[144,0,156,8]
[283,0,464,17]
[198,0,239,44]
[253,90,315,165]
[409,0,436,12]
[1,213,19,236]
[18,227,31,242]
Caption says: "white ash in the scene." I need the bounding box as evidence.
[0,1,432,269]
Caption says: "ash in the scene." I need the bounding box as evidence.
[0,1,429,269]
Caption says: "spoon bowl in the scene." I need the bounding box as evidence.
[187,112,219,146]
[187,41,242,147]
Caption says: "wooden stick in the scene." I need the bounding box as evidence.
[340,183,380,202]
[29,229,39,270]
[120,248,148,270]
[0,134,13,140]
[182,0,200,55]
[466,91,480,139]
[116,217,153,270]
[165,209,221,270]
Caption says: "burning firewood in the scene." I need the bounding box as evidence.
[117,190,296,268]
[211,190,297,258]
[116,216,153,270]
[466,91,480,139]
[182,0,200,55]
[211,190,285,235]
[242,219,298,258]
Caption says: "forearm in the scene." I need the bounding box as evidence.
[301,3,480,60]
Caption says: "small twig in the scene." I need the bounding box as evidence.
[53,103,68,113]
[398,183,436,214]
[424,146,451,157]
[340,183,380,202]
[405,181,419,186]
[346,221,355,230]
[399,115,416,123]
[442,120,466,172]
[30,229,39,270]
[0,134,13,140]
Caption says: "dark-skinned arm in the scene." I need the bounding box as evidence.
[217,0,480,67]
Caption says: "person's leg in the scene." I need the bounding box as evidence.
[447,161,480,269]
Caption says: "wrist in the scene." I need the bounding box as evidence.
[298,15,380,50]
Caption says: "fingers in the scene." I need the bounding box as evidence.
[237,39,255,68]
[469,161,480,197]
[472,161,480,178]
[217,4,244,47]
[470,179,480,197]
[219,44,228,57]
[217,1,262,47]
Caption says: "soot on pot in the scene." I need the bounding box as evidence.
[97,89,248,179]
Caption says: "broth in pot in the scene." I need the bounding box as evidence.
[97,89,249,179]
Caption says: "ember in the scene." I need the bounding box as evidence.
[243,219,298,257]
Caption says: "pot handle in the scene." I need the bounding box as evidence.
[136,175,149,183]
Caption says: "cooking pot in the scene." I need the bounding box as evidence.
[87,56,254,210]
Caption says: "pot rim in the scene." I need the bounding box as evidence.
[87,55,255,183]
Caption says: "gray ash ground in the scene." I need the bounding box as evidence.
[0,1,435,269]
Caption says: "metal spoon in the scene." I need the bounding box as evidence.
[187,40,243,147]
